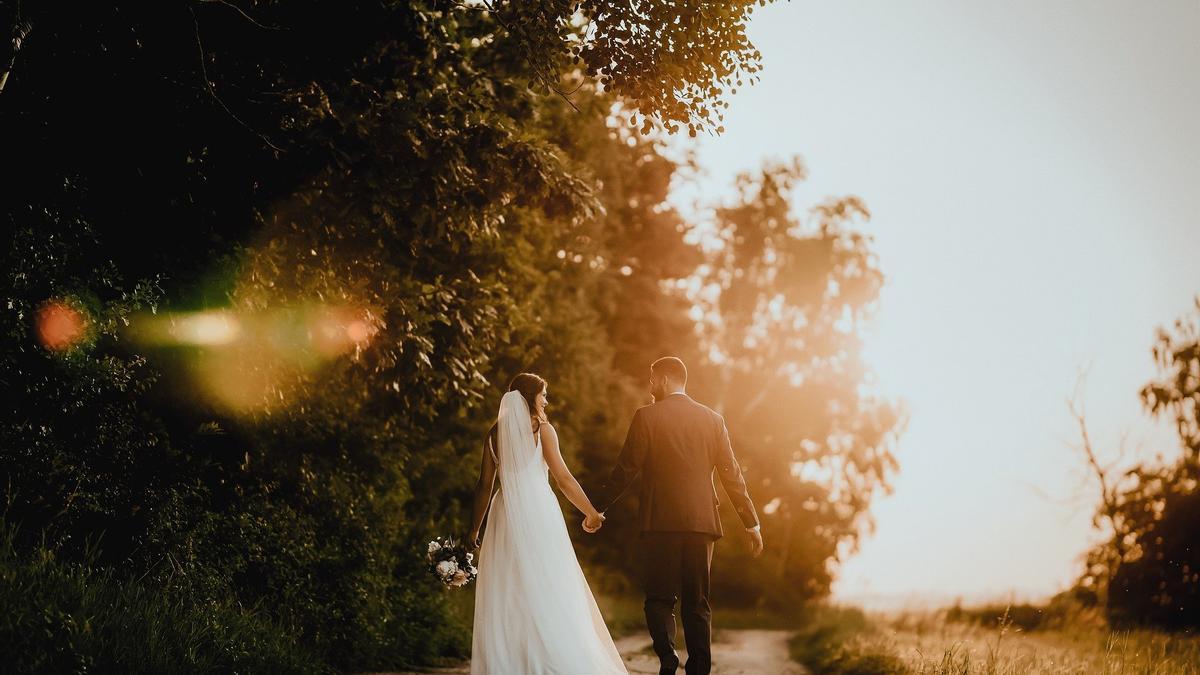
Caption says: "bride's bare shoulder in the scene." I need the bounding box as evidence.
[537,421,559,443]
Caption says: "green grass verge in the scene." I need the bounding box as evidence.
[787,605,907,675]
[0,524,320,673]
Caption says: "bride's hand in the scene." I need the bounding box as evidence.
[468,529,481,550]
[582,511,605,534]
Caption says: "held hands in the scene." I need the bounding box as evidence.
[581,511,605,534]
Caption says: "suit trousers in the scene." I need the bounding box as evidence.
[639,532,716,675]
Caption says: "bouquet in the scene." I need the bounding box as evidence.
[426,536,478,588]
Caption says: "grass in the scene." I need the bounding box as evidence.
[786,602,1200,675]
[885,611,1200,674]
[596,593,650,638]
[787,605,908,675]
[0,523,320,673]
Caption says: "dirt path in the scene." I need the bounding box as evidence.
[386,628,806,674]
[617,628,807,674]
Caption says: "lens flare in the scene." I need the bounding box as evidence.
[126,303,380,414]
[310,306,378,357]
[170,312,242,346]
[36,300,87,351]
[345,319,373,344]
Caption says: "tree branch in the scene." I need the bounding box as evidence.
[188,4,284,152]
[0,20,33,96]
[196,0,286,31]
[476,0,582,113]
[1068,373,1128,569]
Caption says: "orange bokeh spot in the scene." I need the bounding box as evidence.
[346,319,373,344]
[36,301,87,351]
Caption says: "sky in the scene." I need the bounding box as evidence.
[666,0,1200,605]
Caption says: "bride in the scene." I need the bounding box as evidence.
[467,373,627,674]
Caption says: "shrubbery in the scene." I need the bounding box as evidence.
[0,520,317,673]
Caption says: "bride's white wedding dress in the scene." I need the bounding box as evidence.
[471,390,627,674]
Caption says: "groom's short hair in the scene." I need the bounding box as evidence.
[651,356,687,385]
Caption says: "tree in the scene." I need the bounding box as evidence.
[527,94,706,582]
[485,0,772,136]
[1,0,779,667]
[1076,296,1200,629]
[689,159,905,605]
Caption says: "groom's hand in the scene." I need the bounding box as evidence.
[746,526,764,558]
[582,511,605,534]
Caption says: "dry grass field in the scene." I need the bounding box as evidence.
[789,605,1200,675]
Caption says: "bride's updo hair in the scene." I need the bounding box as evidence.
[508,372,548,427]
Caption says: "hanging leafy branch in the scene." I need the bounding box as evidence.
[479,0,777,136]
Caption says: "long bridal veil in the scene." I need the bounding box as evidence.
[471,390,626,674]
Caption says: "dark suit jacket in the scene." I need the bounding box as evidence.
[597,393,759,539]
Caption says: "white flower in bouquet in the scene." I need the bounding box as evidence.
[466,552,474,563]
[436,559,458,578]
[423,536,477,588]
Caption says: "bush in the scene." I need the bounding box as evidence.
[788,605,907,675]
[942,592,1104,634]
[1076,297,1200,631]
[945,602,1052,632]
[1107,487,1200,630]
[0,521,318,674]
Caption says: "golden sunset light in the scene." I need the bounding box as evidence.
[5,1,1197,672]
[668,0,1200,607]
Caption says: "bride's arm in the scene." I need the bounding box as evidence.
[540,423,603,523]
[468,427,499,548]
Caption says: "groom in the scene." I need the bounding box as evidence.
[592,356,762,675]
